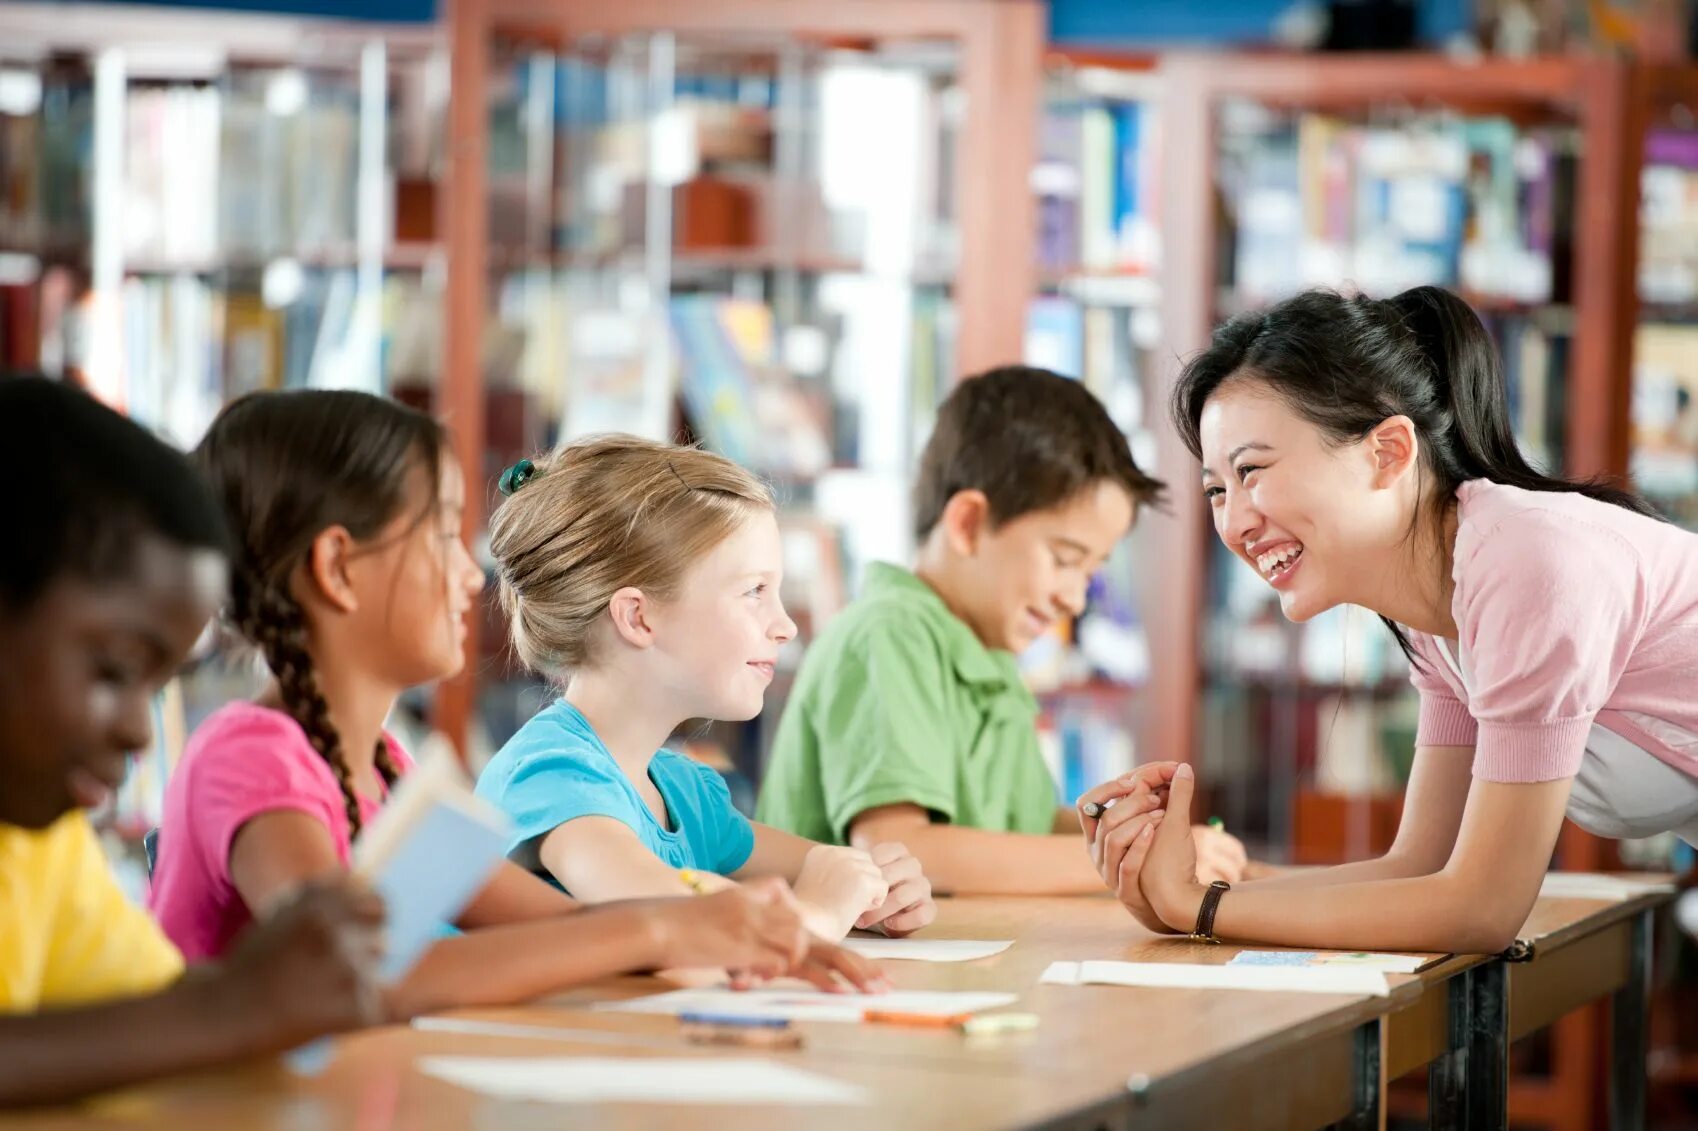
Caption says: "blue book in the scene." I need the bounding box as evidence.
[1112,104,1141,260]
[353,749,512,982]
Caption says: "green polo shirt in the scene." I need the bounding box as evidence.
[756,563,1058,844]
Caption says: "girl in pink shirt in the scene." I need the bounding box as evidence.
[149,390,881,1014]
[1086,285,1698,954]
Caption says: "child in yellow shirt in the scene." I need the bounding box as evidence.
[0,376,389,1107]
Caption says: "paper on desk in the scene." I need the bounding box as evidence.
[419,1056,866,1105]
[840,938,1013,963]
[595,988,1019,1023]
[1539,872,1676,902]
[1040,960,1391,997]
[1229,950,1427,974]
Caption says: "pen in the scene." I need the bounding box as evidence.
[864,1010,975,1028]
[678,1012,792,1028]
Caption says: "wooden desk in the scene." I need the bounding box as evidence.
[0,897,1414,1131]
[1381,889,1672,1131]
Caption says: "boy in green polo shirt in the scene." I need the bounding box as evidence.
[757,366,1248,894]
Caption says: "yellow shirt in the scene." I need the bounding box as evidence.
[0,812,184,1012]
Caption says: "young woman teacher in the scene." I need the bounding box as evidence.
[1081,285,1698,953]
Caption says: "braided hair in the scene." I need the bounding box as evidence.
[196,390,445,840]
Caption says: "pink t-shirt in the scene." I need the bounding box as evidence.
[1409,480,1698,784]
[148,702,412,961]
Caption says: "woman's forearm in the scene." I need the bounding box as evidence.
[1201,870,1529,954]
[1233,852,1434,893]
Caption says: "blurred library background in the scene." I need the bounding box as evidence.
[4,0,1698,1123]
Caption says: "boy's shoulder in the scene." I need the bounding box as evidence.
[800,563,1018,701]
[812,564,962,655]
[0,810,95,877]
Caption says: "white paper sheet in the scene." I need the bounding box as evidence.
[419,1056,866,1105]
[594,988,1019,1024]
[840,938,1013,963]
[1539,872,1675,902]
[1039,960,1391,997]
[413,1017,684,1050]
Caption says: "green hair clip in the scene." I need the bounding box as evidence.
[498,458,537,497]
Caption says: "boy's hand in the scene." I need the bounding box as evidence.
[793,845,889,939]
[223,877,389,1041]
[1192,824,1249,884]
[853,842,936,936]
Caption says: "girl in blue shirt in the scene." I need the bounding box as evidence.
[478,437,937,941]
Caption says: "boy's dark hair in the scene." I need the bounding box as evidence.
[913,365,1166,540]
[0,373,230,610]
[196,389,446,840]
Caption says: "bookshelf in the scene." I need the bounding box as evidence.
[1020,49,1167,798]
[1633,66,1698,533]
[1630,61,1698,1117]
[1141,51,1679,1131]
[0,3,450,850]
[0,6,450,431]
[437,0,1046,768]
[1149,52,1638,828]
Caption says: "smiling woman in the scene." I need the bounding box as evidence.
[1080,286,1698,955]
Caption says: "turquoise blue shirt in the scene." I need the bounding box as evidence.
[475,700,755,892]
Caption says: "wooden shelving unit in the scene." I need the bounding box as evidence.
[1144,50,1695,1131]
[436,0,1047,754]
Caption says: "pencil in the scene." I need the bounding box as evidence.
[679,868,712,895]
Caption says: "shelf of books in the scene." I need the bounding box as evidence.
[1023,52,1165,805]
[0,5,449,889]
[1143,52,1669,1131]
[1635,117,1698,533]
[443,0,1045,781]
[1201,89,1582,856]
[1632,62,1698,1113]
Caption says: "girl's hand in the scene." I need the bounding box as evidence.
[226,877,391,1037]
[785,940,892,994]
[654,880,810,978]
[669,880,889,994]
[1138,763,1211,935]
[792,845,889,939]
[853,842,936,937]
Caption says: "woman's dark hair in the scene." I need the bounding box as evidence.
[0,373,229,610]
[195,389,447,839]
[1171,286,1657,662]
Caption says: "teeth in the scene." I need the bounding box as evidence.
[1255,545,1302,577]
